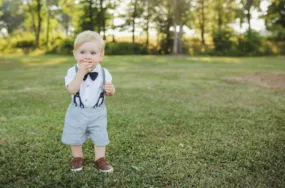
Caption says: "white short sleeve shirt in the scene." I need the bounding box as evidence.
[65,63,112,107]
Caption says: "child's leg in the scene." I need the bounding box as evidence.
[70,145,84,171]
[94,145,105,160]
[71,145,83,158]
[94,145,113,172]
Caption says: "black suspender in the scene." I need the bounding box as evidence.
[93,68,105,108]
[73,65,106,108]
[73,65,84,108]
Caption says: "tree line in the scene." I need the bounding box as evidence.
[0,0,284,56]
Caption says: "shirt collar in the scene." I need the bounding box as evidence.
[92,63,101,72]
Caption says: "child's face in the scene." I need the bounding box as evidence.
[73,41,104,69]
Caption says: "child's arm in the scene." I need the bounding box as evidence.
[104,83,115,96]
[66,72,85,94]
[66,62,91,94]
[103,68,114,96]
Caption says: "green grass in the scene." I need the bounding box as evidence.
[0,55,285,187]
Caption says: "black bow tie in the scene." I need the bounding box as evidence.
[83,72,98,81]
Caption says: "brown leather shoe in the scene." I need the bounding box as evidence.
[71,157,84,172]
[95,158,114,173]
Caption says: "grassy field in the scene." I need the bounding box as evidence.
[0,55,285,187]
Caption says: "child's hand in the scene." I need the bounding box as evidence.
[78,60,93,75]
[104,83,115,96]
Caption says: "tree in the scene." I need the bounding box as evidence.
[131,0,138,43]
[172,0,192,54]
[121,0,144,44]
[265,0,285,40]
[213,0,236,31]
[67,0,111,38]
[59,0,78,35]
[237,0,261,37]
[211,0,236,52]
[79,0,97,31]
[108,0,122,42]
[196,0,207,45]
[141,0,157,49]
[26,0,43,48]
[0,0,25,35]
[128,0,144,43]
[98,0,112,39]
[154,0,174,54]
[44,0,61,49]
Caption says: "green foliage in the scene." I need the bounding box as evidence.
[0,0,25,34]
[236,0,262,33]
[159,37,174,54]
[265,0,285,40]
[267,25,285,41]
[187,38,211,55]
[0,37,10,52]
[184,31,276,56]
[14,40,35,48]
[258,41,276,56]
[236,31,274,56]
[77,0,97,31]
[212,29,234,53]
[47,37,74,55]
[105,42,148,55]
[0,33,33,54]
[14,39,35,54]
[270,41,285,55]
[279,42,285,55]
[47,40,148,55]
[237,31,261,54]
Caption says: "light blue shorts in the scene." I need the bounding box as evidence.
[61,103,109,146]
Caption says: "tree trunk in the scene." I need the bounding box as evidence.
[217,1,222,31]
[145,1,150,49]
[99,0,106,39]
[173,23,178,54]
[112,20,116,42]
[246,8,251,36]
[146,19,149,48]
[178,22,183,54]
[173,0,178,55]
[46,8,50,49]
[164,2,172,54]
[132,0,138,44]
[102,13,106,39]
[112,18,116,42]
[246,0,253,37]
[27,3,37,45]
[88,0,94,31]
[36,0,42,48]
[165,20,172,54]
[111,1,116,42]
[62,14,70,36]
[200,0,205,45]
[64,24,69,36]
[156,32,160,49]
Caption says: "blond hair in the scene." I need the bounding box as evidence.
[73,30,105,52]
